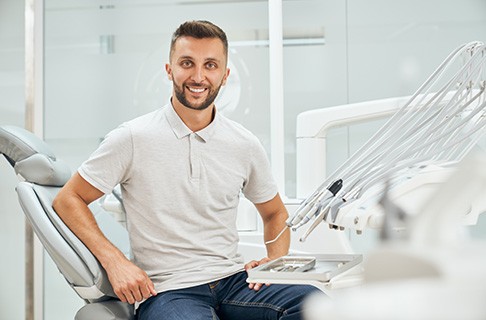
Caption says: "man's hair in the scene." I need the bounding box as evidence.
[170,20,228,60]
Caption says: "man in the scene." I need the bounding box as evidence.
[53,20,319,319]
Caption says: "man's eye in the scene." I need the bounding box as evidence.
[206,62,217,69]
[181,61,192,68]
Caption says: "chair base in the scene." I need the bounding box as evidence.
[75,300,134,320]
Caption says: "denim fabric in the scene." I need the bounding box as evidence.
[137,271,322,320]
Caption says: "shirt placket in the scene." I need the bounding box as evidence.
[189,133,200,180]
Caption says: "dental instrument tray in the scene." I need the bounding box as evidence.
[255,256,317,273]
[248,254,362,283]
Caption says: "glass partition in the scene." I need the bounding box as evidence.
[0,1,26,319]
[282,0,348,197]
[282,0,486,199]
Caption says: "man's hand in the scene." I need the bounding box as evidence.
[244,257,271,291]
[105,257,157,304]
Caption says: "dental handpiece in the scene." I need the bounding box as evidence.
[291,196,332,230]
[287,179,343,229]
[285,199,318,227]
[299,205,330,242]
[265,196,332,245]
[285,186,324,227]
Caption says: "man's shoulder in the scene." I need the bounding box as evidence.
[103,107,167,146]
[217,114,258,142]
[125,107,166,129]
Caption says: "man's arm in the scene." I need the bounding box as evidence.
[244,193,290,290]
[52,173,157,304]
[256,193,290,259]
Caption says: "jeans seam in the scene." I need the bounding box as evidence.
[221,299,285,313]
[211,307,218,320]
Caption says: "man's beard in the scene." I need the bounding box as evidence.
[173,80,222,111]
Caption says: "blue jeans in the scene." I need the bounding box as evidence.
[137,271,322,320]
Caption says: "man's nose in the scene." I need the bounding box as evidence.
[191,65,206,83]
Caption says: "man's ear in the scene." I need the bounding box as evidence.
[165,63,173,80]
[221,67,230,86]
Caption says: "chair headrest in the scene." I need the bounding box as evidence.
[0,125,71,186]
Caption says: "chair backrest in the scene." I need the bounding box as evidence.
[0,125,116,302]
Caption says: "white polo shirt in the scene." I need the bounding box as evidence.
[79,103,278,294]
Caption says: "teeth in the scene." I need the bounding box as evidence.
[188,87,205,93]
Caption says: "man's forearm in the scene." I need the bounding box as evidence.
[263,208,290,259]
[255,194,291,259]
[53,191,126,267]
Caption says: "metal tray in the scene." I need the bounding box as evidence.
[257,256,317,273]
[248,253,362,283]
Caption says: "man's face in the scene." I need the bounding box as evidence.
[166,36,230,111]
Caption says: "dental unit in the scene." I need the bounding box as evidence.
[289,41,486,240]
[248,41,486,294]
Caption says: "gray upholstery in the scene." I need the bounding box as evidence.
[16,183,117,300]
[76,300,134,320]
[0,125,70,186]
[0,125,133,319]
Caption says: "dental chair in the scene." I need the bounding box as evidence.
[0,125,134,320]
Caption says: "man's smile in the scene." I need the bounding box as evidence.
[187,86,207,94]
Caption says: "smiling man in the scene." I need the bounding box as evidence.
[168,35,227,112]
[53,20,320,320]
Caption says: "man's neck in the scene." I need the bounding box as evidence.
[171,99,215,132]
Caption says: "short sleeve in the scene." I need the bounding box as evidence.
[242,138,279,204]
[78,124,133,194]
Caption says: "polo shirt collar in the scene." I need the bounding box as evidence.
[197,110,218,142]
[164,101,218,142]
